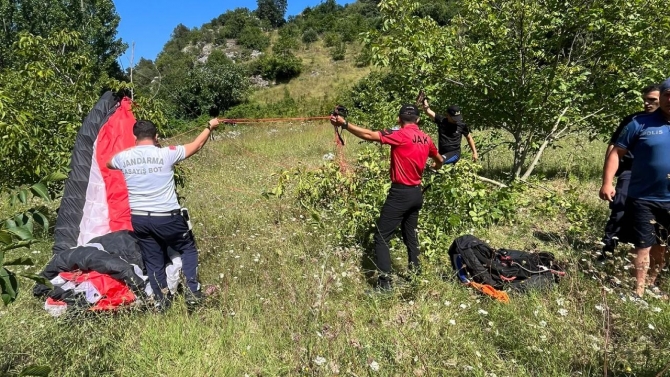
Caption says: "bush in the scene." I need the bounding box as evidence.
[301,28,318,44]
[323,32,341,47]
[330,41,346,61]
[237,26,270,51]
[273,145,521,258]
[252,53,303,82]
[355,46,372,67]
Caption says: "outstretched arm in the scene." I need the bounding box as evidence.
[184,118,221,158]
[466,134,478,161]
[330,115,381,142]
[421,99,437,121]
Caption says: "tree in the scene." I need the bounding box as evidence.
[256,0,288,28]
[367,0,670,179]
[0,31,106,188]
[0,0,126,78]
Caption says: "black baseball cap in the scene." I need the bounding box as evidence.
[399,104,420,117]
[447,105,463,122]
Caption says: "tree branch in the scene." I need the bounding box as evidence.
[520,106,569,180]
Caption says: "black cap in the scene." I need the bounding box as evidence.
[447,105,463,122]
[399,104,420,117]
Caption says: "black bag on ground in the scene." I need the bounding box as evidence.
[448,235,564,292]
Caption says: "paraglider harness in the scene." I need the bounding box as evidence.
[449,235,566,293]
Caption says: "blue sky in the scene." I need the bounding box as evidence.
[114,0,355,69]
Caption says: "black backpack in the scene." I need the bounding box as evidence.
[448,235,565,292]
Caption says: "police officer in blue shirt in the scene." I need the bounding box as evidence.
[108,118,221,310]
[600,78,670,299]
[600,85,660,258]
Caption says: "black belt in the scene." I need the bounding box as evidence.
[131,209,181,217]
[391,183,421,189]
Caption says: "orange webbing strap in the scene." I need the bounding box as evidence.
[468,282,510,303]
[333,129,350,173]
[218,116,331,124]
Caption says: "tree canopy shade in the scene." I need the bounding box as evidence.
[366,0,670,178]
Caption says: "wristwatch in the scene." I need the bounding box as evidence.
[206,124,213,131]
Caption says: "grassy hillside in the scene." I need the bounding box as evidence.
[1,120,669,376]
[250,40,372,105]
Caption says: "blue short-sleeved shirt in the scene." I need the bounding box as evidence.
[615,111,670,201]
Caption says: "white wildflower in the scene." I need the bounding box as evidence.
[649,324,655,330]
[314,356,326,366]
[478,309,488,315]
[558,308,568,316]
[369,361,380,371]
[449,319,456,325]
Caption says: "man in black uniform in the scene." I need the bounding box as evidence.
[600,84,660,258]
[421,100,478,164]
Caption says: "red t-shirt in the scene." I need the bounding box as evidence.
[377,124,438,186]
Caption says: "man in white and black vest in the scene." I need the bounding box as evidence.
[107,118,220,311]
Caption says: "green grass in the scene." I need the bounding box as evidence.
[1,122,669,376]
[250,40,372,106]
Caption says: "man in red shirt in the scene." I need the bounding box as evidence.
[331,104,443,290]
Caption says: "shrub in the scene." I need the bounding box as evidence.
[272,145,521,258]
[330,41,346,61]
[323,32,341,47]
[301,28,318,44]
[237,26,270,51]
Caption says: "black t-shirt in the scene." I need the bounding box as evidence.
[609,111,644,176]
[434,114,471,155]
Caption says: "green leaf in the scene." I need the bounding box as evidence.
[18,189,28,204]
[20,273,52,289]
[0,231,11,245]
[19,365,52,377]
[0,267,19,305]
[41,172,67,182]
[31,211,49,230]
[5,226,32,240]
[4,257,34,266]
[30,182,50,201]
[2,240,35,252]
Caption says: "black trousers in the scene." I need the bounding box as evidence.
[374,184,423,286]
[602,170,631,253]
[131,213,200,300]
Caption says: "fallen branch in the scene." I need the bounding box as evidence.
[477,175,507,188]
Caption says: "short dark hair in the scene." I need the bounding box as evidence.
[399,114,419,124]
[133,120,158,140]
[642,84,661,95]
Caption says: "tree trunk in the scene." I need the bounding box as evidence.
[512,133,527,179]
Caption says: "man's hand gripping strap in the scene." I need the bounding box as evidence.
[332,105,348,146]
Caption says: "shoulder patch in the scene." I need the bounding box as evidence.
[380,128,396,136]
[169,145,176,150]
